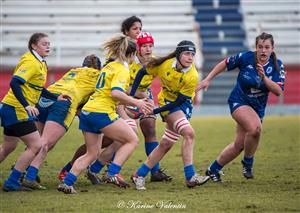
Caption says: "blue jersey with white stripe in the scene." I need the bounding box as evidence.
[226,51,285,114]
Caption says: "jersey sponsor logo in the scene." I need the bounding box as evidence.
[250,88,261,93]
[18,69,27,74]
[266,67,272,74]
[243,71,251,80]
[247,65,254,70]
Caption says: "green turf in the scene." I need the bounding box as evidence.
[0,115,299,213]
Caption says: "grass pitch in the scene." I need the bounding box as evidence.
[0,115,299,213]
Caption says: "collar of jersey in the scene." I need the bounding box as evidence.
[172,59,192,73]
[32,50,45,62]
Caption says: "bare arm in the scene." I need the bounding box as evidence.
[111,90,153,114]
[256,64,283,96]
[196,59,227,92]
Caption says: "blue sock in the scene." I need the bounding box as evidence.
[184,164,195,181]
[64,172,77,186]
[145,142,160,174]
[209,160,223,173]
[90,160,104,174]
[5,168,23,186]
[25,166,39,181]
[107,162,121,176]
[137,163,151,177]
[61,162,72,172]
[243,156,254,166]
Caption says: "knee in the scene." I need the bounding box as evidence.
[29,143,42,155]
[247,125,262,138]
[182,128,195,142]
[159,140,173,152]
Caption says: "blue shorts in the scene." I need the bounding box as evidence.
[228,101,264,119]
[36,97,71,129]
[0,103,34,127]
[161,99,193,120]
[79,111,119,134]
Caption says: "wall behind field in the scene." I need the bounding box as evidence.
[1,65,299,105]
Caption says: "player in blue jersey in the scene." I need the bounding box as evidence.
[130,40,210,190]
[197,32,286,182]
[0,33,69,192]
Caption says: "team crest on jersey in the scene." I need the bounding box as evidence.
[266,67,272,74]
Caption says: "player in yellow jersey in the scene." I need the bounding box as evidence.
[86,32,172,183]
[58,35,153,194]
[130,40,210,190]
[20,55,101,190]
[57,16,143,179]
[0,33,69,192]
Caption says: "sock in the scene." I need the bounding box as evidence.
[107,162,121,176]
[243,156,254,166]
[61,162,72,172]
[137,163,151,177]
[64,172,77,186]
[25,166,39,181]
[209,160,223,173]
[184,164,195,181]
[90,160,104,174]
[5,168,23,186]
[145,142,160,174]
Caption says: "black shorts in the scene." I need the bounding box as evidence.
[3,120,37,137]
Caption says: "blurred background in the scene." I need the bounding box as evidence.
[0,0,299,112]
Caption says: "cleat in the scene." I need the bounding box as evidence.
[241,160,254,179]
[186,174,210,188]
[22,179,46,190]
[57,183,77,194]
[86,169,103,185]
[150,169,172,182]
[58,170,68,181]
[131,174,146,190]
[206,169,224,183]
[102,173,130,188]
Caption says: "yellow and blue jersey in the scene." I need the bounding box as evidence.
[129,55,154,92]
[147,58,199,103]
[45,67,100,128]
[1,51,47,122]
[82,61,130,120]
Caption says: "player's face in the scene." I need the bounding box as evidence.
[139,43,153,61]
[32,37,50,58]
[179,51,194,68]
[256,39,274,64]
[126,22,142,40]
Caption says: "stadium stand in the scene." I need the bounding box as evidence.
[193,0,300,104]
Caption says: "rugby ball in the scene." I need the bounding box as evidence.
[124,105,143,119]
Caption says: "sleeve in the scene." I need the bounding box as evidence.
[10,77,29,107]
[111,70,129,92]
[271,60,286,91]
[225,52,244,71]
[179,74,199,98]
[41,88,58,100]
[129,67,148,96]
[13,61,36,83]
[153,93,188,114]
